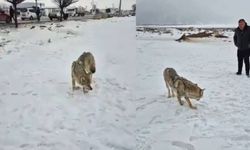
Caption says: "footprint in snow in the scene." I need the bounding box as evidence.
[172,141,195,150]
[245,129,250,133]
[32,93,38,96]
[11,92,18,95]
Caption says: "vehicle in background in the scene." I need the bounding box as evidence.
[90,9,108,19]
[16,8,21,16]
[20,7,38,20]
[121,10,131,17]
[105,8,118,17]
[130,10,135,16]
[66,6,85,17]
[75,7,86,16]
[66,8,76,17]
[48,9,60,20]
[18,2,45,19]
[48,8,68,20]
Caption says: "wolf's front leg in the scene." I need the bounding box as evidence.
[177,95,184,105]
[167,88,171,98]
[185,97,197,109]
[165,83,171,98]
[72,78,76,90]
[82,86,88,93]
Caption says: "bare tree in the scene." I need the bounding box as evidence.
[53,0,78,21]
[6,0,25,28]
[131,4,136,16]
[132,4,136,12]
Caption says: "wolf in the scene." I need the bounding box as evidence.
[71,52,96,93]
[163,68,204,109]
[174,77,204,109]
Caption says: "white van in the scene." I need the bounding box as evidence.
[66,8,77,17]
[20,7,37,20]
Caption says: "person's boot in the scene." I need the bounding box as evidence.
[236,72,242,75]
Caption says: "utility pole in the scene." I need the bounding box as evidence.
[35,0,37,11]
[35,0,38,21]
[118,0,121,16]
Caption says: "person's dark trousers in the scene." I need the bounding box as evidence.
[10,16,13,23]
[36,13,40,22]
[237,49,250,75]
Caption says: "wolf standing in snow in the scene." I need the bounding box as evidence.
[234,19,250,77]
[71,52,96,93]
[163,68,204,109]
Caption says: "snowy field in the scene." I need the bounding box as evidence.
[136,28,250,150]
[0,17,135,150]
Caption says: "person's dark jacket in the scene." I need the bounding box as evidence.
[234,25,250,50]
[9,7,14,17]
[36,7,40,15]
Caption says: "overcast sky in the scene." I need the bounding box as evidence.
[0,0,135,10]
[137,0,250,25]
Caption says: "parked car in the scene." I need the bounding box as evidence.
[66,7,85,17]
[130,10,135,16]
[48,9,68,20]
[105,8,117,18]
[0,11,11,23]
[66,8,76,17]
[121,10,131,17]
[75,7,86,16]
[20,7,38,20]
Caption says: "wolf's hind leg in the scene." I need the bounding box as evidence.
[72,78,76,90]
[166,83,171,98]
[72,78,80,90]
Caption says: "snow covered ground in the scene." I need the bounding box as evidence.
[0,17,135,150]
[2,16,250,150]
[136,28,250,150]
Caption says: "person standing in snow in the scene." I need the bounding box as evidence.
[233,19,250,77]
[35,7,40,22]
[9,6,14,22]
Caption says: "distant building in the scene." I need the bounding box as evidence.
[17,2,45,9]
[0,3,9,13]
